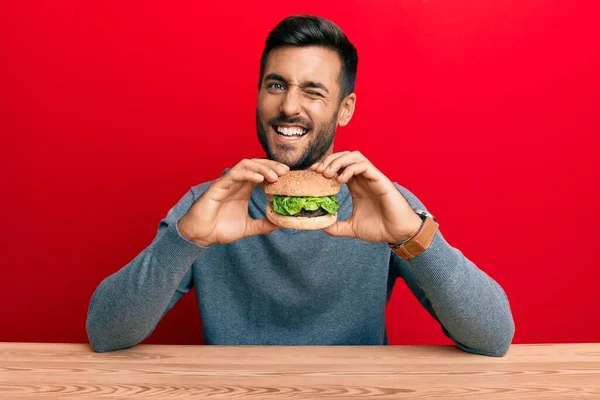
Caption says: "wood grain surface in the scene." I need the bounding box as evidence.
[0,343,599,399]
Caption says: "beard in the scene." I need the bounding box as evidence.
[256,109,338,170]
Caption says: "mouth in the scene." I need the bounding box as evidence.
[271,124,309,141]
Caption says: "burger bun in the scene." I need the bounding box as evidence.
[263,169,340,197]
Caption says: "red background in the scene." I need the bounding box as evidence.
[1,0,599,346]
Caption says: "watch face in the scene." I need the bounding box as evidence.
[415,209,437,223]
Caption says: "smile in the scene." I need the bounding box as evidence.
[273,125,309,138]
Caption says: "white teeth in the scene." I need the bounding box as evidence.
[276,126,307,136]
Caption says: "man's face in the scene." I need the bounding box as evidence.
[257,46,344,170]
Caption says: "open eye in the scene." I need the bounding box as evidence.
[268,83,286,91]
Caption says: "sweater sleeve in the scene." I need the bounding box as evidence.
[390,183,515,357]
[86,184,211,352]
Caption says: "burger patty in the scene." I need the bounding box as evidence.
[294,208,330,218]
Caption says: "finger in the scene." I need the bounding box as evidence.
[245,218,279,237]
[228,168,265,184]
[209,169,262,201]
[238,159,280,183]
[253,158,290,176]
[314,151,351,172]
[322,220,356,238]
[336,161,372,183]
[313,151,351,172]
[322,151,367,178]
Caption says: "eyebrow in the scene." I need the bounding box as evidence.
[264,73,329,94]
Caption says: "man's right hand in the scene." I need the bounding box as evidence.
[177,158,289,247]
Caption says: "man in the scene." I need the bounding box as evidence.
[87,15,514,355]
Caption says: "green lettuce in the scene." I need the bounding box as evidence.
[273,195,339,216]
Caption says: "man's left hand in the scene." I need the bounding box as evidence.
[310,151,423,244]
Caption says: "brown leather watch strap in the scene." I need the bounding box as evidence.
[392,216,439,260]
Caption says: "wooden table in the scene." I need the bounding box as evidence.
[0,343,599,399]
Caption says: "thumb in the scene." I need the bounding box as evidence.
[322,220,356,238]
[245,218,279,237]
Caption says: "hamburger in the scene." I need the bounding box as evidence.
[263,169,340,230]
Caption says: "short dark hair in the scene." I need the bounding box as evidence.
[258,15,358,99]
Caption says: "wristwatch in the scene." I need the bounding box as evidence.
[389,209,439,260]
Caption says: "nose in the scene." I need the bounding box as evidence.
[279,88,302,117]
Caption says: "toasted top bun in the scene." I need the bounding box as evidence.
[263,170,340,197]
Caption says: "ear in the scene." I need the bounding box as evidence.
[337,93,356,127]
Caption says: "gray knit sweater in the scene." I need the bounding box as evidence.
[86,181,514,356]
